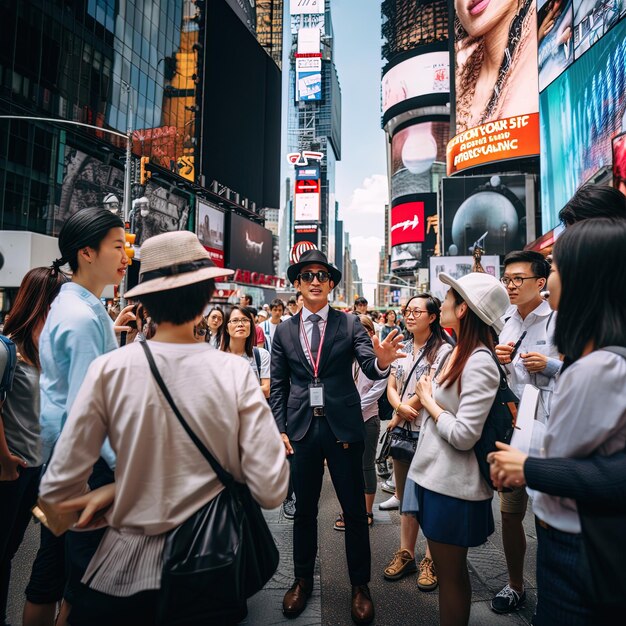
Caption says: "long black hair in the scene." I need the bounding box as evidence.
[221,305,256,357]
[403,293,450,365]
[54,208,124,272]
[553,218,626,367]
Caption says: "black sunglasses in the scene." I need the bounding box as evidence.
[298,271,331,283]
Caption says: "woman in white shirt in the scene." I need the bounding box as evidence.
[221,305,271,398]
[490,218,626,626]
[381,295,453,592]
[37,232,289,626]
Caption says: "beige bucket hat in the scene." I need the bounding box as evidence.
[125,231,233,298]
[439,271,509,334]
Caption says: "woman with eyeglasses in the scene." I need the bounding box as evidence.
[382,295,453,592]
[381,309,402,342]
[221,306,270,398]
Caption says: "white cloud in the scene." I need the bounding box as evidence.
[349,235,384,302]
[343,174,389,217]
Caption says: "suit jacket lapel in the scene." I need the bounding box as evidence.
[318,308,341,376]
[290,313,314,377]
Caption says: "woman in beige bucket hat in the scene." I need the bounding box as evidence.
[37,231,290,625]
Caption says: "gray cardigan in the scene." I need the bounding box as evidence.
[409,347,499,501]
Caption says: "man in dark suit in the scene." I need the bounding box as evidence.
[270,250,405,624]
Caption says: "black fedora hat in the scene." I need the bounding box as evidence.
[287,249,342,285]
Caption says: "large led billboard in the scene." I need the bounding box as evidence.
[539,16,626,232]
[391,199,426,247]
[296,56,322,101]
[390,122,448,201]
[390,193,437,273]
[441,174,530,257]
[537,0,574,91]
[227,212,273,275]
[613,133,626,196]
[448,0,540,174]
[290,0,324,15]
[382,50,449,118]
[297,28,321,54]
[573,0,625,59]
[197,200,225,267]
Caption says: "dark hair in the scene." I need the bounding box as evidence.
[4,267,69,368]
[553,218,626,367]
[385,309,397,323]
[247,306,258,317]
[138,279,215,325]
[440,289,496,389]
[403,294,447,365]
[54,208,124,272]
[355,297,368,306]
[503,250,550,280]
[206,306,224,344]
[559,184,626,226]
[270,298,284,311]
[296,291,302,300]
[221,305,256,357]
[243,294,253,305]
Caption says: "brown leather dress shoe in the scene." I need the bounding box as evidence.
[283,577,313,618]
[351,584,375,624]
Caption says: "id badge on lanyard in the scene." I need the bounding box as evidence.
[302,318,327,409]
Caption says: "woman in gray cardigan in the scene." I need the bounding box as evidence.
[404,272,509,626]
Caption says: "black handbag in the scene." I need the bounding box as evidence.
[382,348,428,464]
[139,339,279,626]
[389,424,420,463]
[473,349,519,490]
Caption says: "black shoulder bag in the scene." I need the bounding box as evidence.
[139,338,279,626]
[377,349,429,465]
[473,349,519,490]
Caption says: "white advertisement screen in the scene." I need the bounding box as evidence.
[290,0,324,15]
[429,256,500,302]
[296,57,322,101]
[297,27,321,54]
[382,51,449,115]
[295,192,320,221]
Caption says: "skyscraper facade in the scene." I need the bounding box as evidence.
[283,0,341,270]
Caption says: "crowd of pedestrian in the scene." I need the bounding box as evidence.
[0,184,625,626]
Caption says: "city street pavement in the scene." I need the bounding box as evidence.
[9,472,538,625]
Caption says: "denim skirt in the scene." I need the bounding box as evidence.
[403,478,494,548]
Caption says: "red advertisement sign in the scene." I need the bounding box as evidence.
[391,201,425,246]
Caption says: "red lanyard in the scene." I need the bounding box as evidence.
[301,316,327,380]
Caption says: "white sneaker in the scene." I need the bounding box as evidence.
[380,479,396,494]
[379,495,400,510]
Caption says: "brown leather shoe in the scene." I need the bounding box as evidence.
[351,584,375,624]
[283,577,313,618]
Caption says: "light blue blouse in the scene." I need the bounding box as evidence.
[39,282,118,468]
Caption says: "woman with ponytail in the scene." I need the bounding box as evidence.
[23,208,134,626]
[381,294,453,591]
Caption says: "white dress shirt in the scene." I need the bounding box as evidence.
[300,305,389,375]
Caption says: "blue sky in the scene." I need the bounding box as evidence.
[331,0,389,301]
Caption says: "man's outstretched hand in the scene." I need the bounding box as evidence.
[372,329,407,370]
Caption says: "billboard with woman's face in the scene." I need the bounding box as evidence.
[448,0,540,174]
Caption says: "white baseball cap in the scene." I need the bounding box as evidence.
[439,272,509,334]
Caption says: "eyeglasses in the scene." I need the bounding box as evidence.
[402,308,429,318]
[228,318,251,326]
[298,271,331,283]
[500,276,540,288]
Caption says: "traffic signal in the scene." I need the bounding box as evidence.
[140,156,151,186]
[125,231,136,265]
